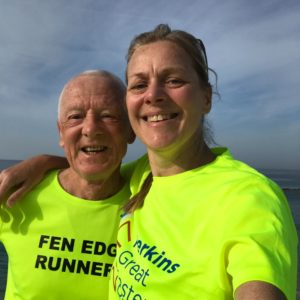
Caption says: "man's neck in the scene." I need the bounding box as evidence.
[58,168,124,200]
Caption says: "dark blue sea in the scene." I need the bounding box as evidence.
[0,161,299,298]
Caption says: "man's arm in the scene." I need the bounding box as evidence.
[0,155,68,207]
[235,281,287,300]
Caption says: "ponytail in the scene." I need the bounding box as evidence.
[123,173,153,213]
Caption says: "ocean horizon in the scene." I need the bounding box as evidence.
[0,159,299,298]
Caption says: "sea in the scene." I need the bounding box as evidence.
[0,160,299,298]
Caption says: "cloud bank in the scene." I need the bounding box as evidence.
[0,0,299,169]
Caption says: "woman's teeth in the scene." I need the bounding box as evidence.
[146,113,176,122]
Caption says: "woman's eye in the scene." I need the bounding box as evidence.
[130,82,147,91]
[166,79,184,87]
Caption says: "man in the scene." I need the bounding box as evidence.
[0,70,135,299]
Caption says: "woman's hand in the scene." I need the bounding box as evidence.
[0,155,68,207]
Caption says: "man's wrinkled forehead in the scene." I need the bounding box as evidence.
[63,74,110,96]
[62,74,126,102]
[59,73,126,113]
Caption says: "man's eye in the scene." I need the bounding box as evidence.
[103,115,120,123]
[68,114,82,120]
[102,114,114,119]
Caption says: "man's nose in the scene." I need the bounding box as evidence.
[82,114,103,137]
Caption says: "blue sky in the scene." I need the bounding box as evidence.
[0,0,299,169]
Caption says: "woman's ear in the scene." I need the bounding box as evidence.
[203,86,212,114]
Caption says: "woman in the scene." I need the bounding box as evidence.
[0,25,297,299]
[109,24,297,299]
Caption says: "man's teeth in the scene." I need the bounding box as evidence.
[82,146,106,153]
[147,114,174,122]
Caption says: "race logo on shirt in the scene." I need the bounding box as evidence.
[112,218,180,299]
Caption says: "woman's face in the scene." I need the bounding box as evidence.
[126,41,211,154]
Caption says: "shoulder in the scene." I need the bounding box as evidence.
[205,148,294,223]
[120,154,150,196]
[1,170,60,212]
[129,154,151,196]
[210,147,281,193]
[120,159,140,181]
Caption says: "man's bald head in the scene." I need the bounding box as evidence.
[58,70,126,119]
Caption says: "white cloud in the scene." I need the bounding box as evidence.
[0,0,299,169]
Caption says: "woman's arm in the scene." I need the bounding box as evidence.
[0,155,68,207]
[235,281,287,300]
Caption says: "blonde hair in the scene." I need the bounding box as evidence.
[126,24,212,87]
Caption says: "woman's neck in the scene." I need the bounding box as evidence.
[148,140,216,177]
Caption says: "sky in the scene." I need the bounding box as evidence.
[0,0,299,170]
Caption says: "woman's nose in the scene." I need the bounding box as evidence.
[144,82,166,105]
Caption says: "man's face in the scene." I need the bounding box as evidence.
[58,74,134,182]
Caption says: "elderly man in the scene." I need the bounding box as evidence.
[0,70,135,299]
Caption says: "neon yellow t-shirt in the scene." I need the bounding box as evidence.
[110,148,298,300]
[0,169,131,300]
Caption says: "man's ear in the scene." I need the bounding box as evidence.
[128,128,136,144]
[57,121,64,148]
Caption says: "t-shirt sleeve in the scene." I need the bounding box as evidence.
[222,179,297,299]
